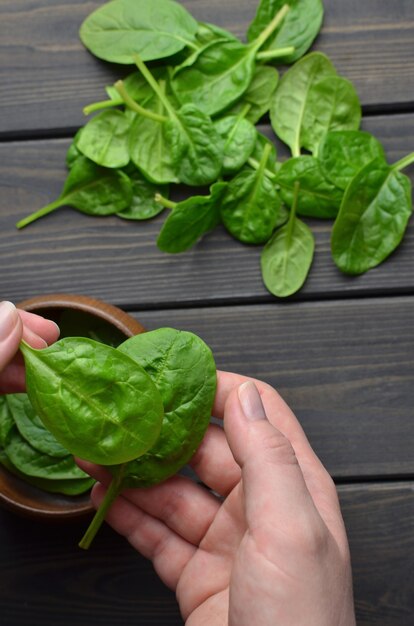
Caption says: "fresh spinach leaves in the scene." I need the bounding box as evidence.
[79,0,199,64]
[15,0,414,297]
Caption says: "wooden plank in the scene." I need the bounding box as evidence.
[0,0,414,136]
[132,296,414,479]
[0,481,412,625]
[340,482,414,625]
[1,114,413,306]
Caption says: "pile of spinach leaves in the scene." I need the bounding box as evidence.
[16,0,414,296]
[0,393,95,496]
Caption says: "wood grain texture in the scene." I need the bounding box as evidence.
[1,115,414,307]
[340,482,414,625]
[0,481,412,625]
[132,296,414,479]
[0,0,414,136]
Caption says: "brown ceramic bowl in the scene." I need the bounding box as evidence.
[0,294,145,521]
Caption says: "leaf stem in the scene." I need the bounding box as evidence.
[251,4,290,53]
[247,157,276,181]
[391,151,414,172]
[256,46,295,61]
[287,181,300,244]
[133,55,177,120]
[83,98,121,116]
[114,81,168,123]
[78,463,126,550]
[16,198,64,229]
[155,193,176,210]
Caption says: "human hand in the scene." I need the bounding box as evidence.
[79,370,355,626]
[0,301,60,393]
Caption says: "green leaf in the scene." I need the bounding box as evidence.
[331,158,413,274]
[261,216,315,296]
[79,0,199,64]
[225,65,279,124]
[0,396,14,448]
[247,0,324,64]
[299,75,361,155]
[171,40,257,116]
[129,91,179,185]
[4,428,88,480]
[214,114,257,175]
[16,157,133,228]
[117,168,168,220]
[66,129,83,169]
[117,328,217,487]
[77,110,131,168]
[6,394,68,458]
[270,52,336,156]
[220,146,281,244]
[156,182,227,253]
[20,338,164,465]
[319,130,387,190]
[277,156,343,218]
[0,449,94,495]
[165,104,223,185]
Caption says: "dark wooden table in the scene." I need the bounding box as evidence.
[1,1,414,624]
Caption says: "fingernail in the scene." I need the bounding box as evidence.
[0,301,19,341]
[238,381,267,421]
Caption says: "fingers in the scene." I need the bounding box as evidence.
[0,302,23,372]
[216,371,338,501]
[224,381,346,553]
[189,423,241,496]
[91,482,196,590]
[0,303,60,393]
[77,459,221,546]
[18,310,60,346]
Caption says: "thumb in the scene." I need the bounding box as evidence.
[224,381,324,542]
[0,302,23,372]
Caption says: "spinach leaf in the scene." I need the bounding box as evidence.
[66,129,83,169]
[171,22,238,74]
[117,167,168,220]
[78,326,217,549]
[0,396,14,448]
[171,5,290,116]
[0,449,94,495]
[261,182,314,296]
[247,0,324,64]
[249,132,278,174]
[20,337,164,465]
[4,428,88,480]
[214,110,257,175]
[299,75,361,155]
[220,144,281,244]
[225,65,279,124]
[79,0,199,64]
[331,157,413,274]
[128,84,180,185]
[16,157,132,229]
[319,130,387,190]
[77,110,131,168]
[116,328,217,487]
[277,155,343,218]
[156,182,227,252]
[164,103,223,185]
[6,394,68,459]
[270,52,336,156]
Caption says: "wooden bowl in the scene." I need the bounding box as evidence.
[0,294,145,521]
